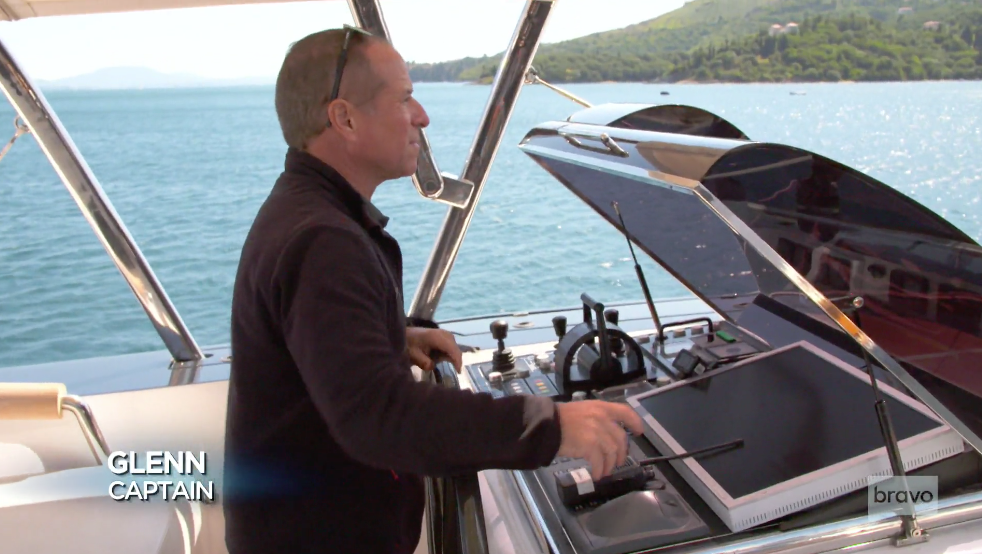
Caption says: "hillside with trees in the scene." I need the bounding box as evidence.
[408,0,982,83]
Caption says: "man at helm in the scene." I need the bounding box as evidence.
[224,27,643,554]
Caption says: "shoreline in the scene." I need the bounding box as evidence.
[443,78,982,86]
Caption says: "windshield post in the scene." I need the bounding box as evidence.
[407,0,557,321]
[0,35,204,363]
[346,0,474,208]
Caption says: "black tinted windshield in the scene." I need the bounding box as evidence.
[702,146,982,406]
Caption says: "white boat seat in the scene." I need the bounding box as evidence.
[0,443,44,482]
[0,467,197,554]
[0,496,192,554]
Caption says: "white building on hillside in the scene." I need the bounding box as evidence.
[769,22,800,36]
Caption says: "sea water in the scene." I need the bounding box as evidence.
[0,81,979,368]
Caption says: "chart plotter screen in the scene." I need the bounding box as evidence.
[634,342,944,499]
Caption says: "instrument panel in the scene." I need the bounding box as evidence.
[452,294,771,554]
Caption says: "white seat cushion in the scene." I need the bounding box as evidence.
[0,496,189,554]
[0,466,191,554]
[0,443,44,481]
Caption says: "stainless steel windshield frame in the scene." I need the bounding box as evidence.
[409,0,556,321]
[347,0,474,209]
[0,36,204,363]
[519,123,982,456]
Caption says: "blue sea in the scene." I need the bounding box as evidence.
[1,81,980,368]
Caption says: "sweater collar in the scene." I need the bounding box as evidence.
[284,147,389,231]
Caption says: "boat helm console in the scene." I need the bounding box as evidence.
[440,103,982,554]
[456,298,968,554]
[3,0,982,551]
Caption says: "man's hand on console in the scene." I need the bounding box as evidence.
[406,327,463,373]
[556,401,645,481]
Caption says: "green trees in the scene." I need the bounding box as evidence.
[408,0,982,84]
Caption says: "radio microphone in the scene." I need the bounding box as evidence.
[611,201,664,342]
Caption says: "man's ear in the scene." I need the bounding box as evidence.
[326,100,357,136]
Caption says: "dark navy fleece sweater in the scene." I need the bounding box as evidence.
[223,148,561,554]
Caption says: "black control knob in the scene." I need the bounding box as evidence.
[491,320,509,341]
[491,320,515,373]
[604,309,619,325]
[552,316,567,340]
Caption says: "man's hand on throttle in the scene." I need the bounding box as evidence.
[406,327,463,373]
[556,401,645,481]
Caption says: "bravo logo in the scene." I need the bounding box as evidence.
[874,487,934,504]
[867,476,938,520]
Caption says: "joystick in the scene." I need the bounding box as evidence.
[552,315,567,347]
[491,320,516,373]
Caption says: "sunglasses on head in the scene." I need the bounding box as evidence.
[326,24,373,128]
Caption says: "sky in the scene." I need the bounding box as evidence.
[0,0,684,81]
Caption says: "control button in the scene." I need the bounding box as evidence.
[530,377,558,397]
[516,366,531,378]
[505,378,533,396]
[572,391,587,402]
[534,353,552,370]
[488,371,503,385]
[655,376,672,387]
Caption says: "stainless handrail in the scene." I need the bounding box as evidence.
[525,66,592,108]
[0,37,204,363]
[559,130,629,158]
[409,0,557,321]
[61,395,111,465]
[347,0,474,209]
[0,383,110,466]
[0,115,29,163]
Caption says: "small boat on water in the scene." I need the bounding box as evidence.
[2,1,981,554]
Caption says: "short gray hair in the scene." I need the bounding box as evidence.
[274,29,379,150]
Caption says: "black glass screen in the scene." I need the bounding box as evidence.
[637,343,943,499]
[609,105,749,140]
[702,146,982,403]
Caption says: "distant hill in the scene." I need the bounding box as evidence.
[408,0,982,83]
[39,67,273,90]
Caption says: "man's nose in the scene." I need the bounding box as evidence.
[413,99,430,128]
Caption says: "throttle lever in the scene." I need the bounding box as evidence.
[581,293,614,380]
